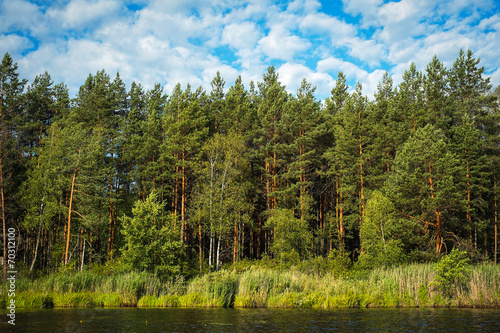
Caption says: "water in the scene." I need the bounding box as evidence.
[1,307,499,332]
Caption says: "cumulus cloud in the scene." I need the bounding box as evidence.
[341,0,383,26]
[258,26,311,61]
[316,57,386,98]
[47,0,122,29]
[1,0,499,101]
[0,34,33,56]
[300,12,355,38]
[0,0,41,33]
[222,21,261,50]
[278,62,334,97]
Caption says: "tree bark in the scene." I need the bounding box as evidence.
[495,173,498,265]
[65,169,77,265]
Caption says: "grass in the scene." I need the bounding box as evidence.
[2,261,499,309]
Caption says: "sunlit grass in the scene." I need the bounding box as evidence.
[3,262,499,309]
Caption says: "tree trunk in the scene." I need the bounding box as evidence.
[209,233,213,269]
[65,169,77,265]
[181,152,186,243]
[216,234,221,272]
[428,163,442,253]
[107,184,113,258]
[466,159,472,246]
[233,219,238,263]
[81,235,85,271]
[339,181,344,246]
[495,173,498,265]
[29,224,42,274]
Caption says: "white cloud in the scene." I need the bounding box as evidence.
[1,0,499,103]
[258,26,311,60]
[341,0,383,26]
[344,37,386,66]
[489,68,500,90]
[202,64,240,90]
[376,0,436,43]
[47,0,122,29]
[287,0,322,14]
[317,57,366,81]
[222,22,261,50]
[0,34,33,55]
[0,0,40,33]
[316,57,386,98]
[437,0,495,18]
[278,62,334,97]
[300,12,355,38]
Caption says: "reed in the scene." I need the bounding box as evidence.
[4,262,499,309]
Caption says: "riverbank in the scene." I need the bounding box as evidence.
[2,262,499,309]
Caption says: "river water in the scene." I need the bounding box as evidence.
[2,307,499,332]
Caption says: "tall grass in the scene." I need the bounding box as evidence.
[3,263,499,309]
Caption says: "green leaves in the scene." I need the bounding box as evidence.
[432,249,471,298]
[121,191,183,276]
[389,124,463,253]
[265,209,312,261]
[359,191,407,268]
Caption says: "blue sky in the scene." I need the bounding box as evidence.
[1,0,499,101]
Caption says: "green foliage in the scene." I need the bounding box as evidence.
[121,191,183,276]
[265,209,313,261]
[432,249,472,298]
[3,49,500,280]
[359,191,408,268]
[388,124,463,254]
[5,260,500,309]
[327,249,352,278]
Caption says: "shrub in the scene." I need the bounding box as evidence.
[432,249,471,298]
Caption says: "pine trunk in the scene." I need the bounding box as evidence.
[199,217,203,272]
[181,151,186,243]
[495,173,498,265]
[428,163,442,253]
[65,169,77,265]
[107,184,113,258]
[466,159,473,247]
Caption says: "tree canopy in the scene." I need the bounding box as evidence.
[1,49,499,280]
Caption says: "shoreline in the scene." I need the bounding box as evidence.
[3,263,499,310]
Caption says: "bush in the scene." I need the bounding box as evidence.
[432,249,471,298]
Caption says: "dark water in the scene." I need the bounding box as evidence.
[1,307,500,332]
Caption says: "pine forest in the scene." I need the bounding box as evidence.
[1,49,499,289]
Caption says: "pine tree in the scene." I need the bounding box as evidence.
[282,79,321,221]
[371,72,395,184]
[255,66,289,255]
[388,124,463,254]
[19,73,69,272]
[0,53,26,279]
[209,72,225,135]
[61,70,124,265]
[424,55,450,132]
[164,84,209,244]
[485,86,500,263]
[323,72,350,249]
[326,82,370,255]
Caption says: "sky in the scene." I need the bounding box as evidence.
[1,0,499,101]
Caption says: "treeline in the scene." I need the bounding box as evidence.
[0,49,499,279]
